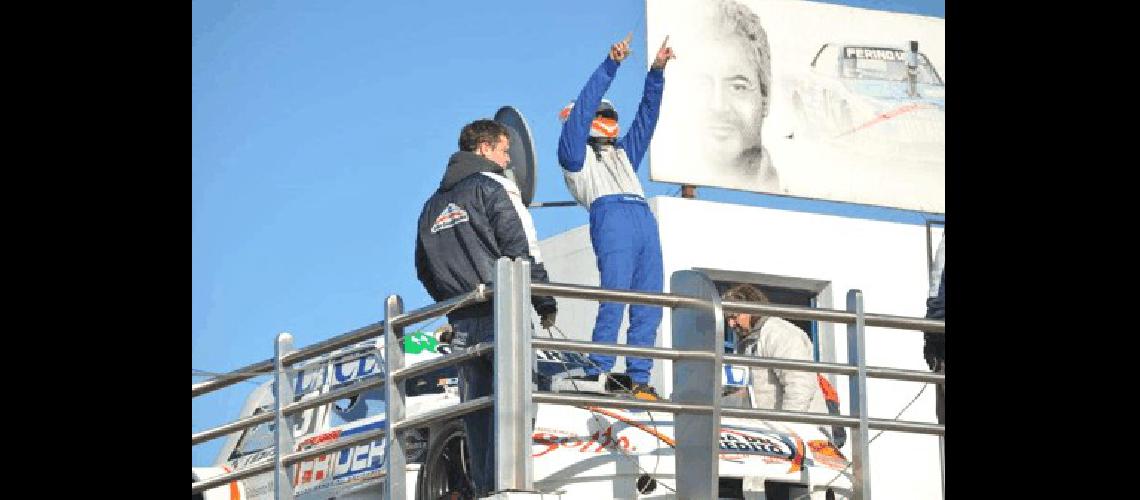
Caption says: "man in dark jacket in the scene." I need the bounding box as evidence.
[925,267,945,425]
[415,119,557,497]
[924,234,945,425]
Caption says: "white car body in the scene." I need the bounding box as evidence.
[785,42,945,161]
[194,332,852,500]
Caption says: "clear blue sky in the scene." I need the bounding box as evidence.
[192,0,944,466]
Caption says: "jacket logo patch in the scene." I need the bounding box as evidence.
[430,203,469,233]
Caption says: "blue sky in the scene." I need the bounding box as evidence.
[192,0,944,466]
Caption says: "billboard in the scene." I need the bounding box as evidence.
[647,0,945,213]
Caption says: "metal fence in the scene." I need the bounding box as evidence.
[192,257,945,499]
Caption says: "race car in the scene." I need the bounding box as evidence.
[785,42,944,156]
[194,330,853,500]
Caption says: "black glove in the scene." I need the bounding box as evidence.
[434,324,454,344]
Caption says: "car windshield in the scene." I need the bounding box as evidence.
[840,47,943,85]
[228,407,276,460]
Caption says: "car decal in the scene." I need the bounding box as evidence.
[584,406,676,447]
[718,426,809,473]
[532,424,634,457]
[576,406,815,473]
[844,47,907,61]
[403,331,439,354]
[807,439,849,471]
[293,430,342,486]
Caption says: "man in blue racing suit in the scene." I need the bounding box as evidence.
[556,33,675,400]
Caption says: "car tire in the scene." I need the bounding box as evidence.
[415,420,474,500]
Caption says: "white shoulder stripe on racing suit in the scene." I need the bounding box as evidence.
[480,172,544,263]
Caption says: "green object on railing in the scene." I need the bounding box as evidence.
[404,331,438,354]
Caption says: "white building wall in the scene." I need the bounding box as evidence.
[538,196,943,499]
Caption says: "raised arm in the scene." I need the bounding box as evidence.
[618,36,674,169]
[557,34,632,172]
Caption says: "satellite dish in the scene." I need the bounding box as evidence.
[493,105,537,206]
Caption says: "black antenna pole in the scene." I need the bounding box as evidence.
[528,201,579,208]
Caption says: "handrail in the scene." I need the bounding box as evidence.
[194,261,945,500]
[533,337,715,361]
[533,391,715,414]
[192,286,491,398]
[390,342,493,382]
[192,375,386,446]
[533,338,944,385]
[721,353,945,384]
[531,282,944,333]
[531,392,943,436]
[191,281,942,398]
[393,395,493,431]
[530,281,711,310]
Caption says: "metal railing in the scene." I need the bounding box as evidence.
[192,257,945,499]
[191,285,493,494]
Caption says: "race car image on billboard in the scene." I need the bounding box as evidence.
[647,0,945,213]
[786,42,944,157]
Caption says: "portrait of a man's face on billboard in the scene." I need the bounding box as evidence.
[648,0,945,213]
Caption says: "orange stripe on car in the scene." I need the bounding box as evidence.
[835,102,934,138]
[584,406,676,447]
[220,465,241,500]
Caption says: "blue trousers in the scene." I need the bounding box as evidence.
[450,315,495,496]
[584,194,663,384]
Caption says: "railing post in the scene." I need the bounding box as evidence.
[939,430,945,498]
[669,270,724,499]
[493,257,533,491]
[273,332,296,500]
[384,295,407,500]
[847,290,871,500]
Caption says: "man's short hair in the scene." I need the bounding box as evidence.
[723,283,770,330]
[459,119,510,153]
[710,0,771,98]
